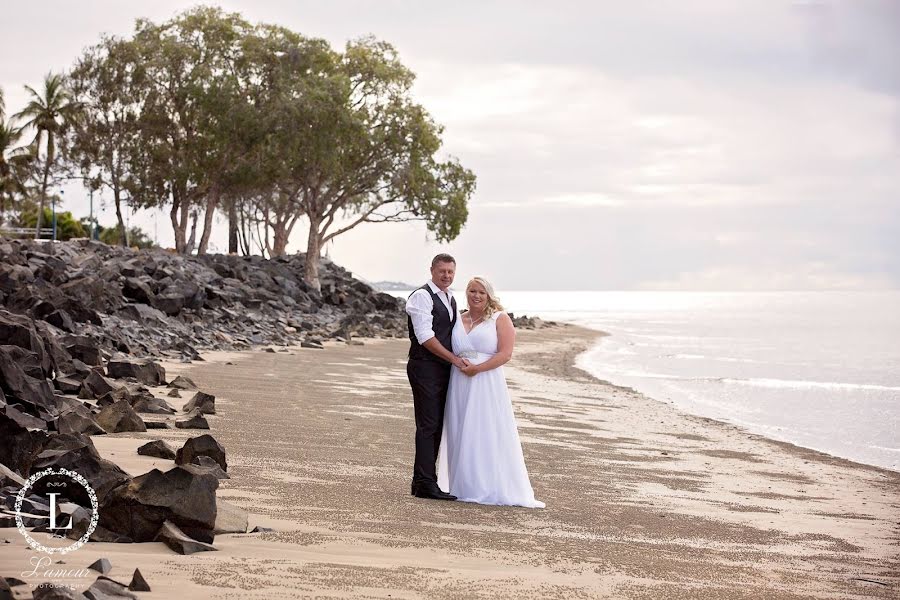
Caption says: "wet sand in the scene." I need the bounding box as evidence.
[2,324,898,598]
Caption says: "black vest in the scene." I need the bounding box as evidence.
[408,284,457,364]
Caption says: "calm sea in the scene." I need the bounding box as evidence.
[387,290,900,472]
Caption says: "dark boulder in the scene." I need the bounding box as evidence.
[137,440,176,460]
[155,519,217,555]
[0,411,48,476]
[107,359,166,386]
[175,435,227,472]
[55,405,105,436]
[32,433,130,504]
[183,391,215,415]
[80,370,122,400]
[174,409,209,429]
[95,400,147,433]
[167,375,197,390]
[100,466,218,542]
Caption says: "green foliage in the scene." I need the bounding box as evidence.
[97,223,154,249]
[17,202,86,240]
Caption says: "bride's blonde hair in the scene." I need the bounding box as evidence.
[467,277,504,319]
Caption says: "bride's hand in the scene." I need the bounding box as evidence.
[460,363,480,377]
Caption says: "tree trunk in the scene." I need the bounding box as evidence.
[35,157,51,240]
[197,184,219,255]
[228,198,238,254]
[113,185,127,247]
[186,210,198,254]
[305,216,322,291]
[272,218,289,257]
[170,185,190,253]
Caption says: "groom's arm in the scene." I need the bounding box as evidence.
[422,338,467,368]
[406,290,468,368]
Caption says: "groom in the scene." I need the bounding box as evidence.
[405,253,469,500]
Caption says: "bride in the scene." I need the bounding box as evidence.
[437,277,545,508]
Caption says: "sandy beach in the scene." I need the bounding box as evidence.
[2,324,898,599]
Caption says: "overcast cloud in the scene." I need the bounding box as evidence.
[2,1,898,290]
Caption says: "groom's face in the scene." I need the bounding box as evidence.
[431,260,456,291]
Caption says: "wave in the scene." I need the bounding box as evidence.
[589,366,900,392]
[721,377,900,392]
[668,353,766,364]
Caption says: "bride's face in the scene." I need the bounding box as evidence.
[467,283,488,312]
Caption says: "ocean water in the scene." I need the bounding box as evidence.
[387,290,900,471]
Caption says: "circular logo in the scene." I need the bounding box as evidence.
[15,468,98,554]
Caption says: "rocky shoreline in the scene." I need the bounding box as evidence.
[0,238,414,598]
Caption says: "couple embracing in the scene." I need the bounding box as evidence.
[405,253,544,508]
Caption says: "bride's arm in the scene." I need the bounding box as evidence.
[462,313,516,375]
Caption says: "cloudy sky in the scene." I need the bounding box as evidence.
[2,1,898,290]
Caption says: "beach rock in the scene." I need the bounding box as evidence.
[128,569,150,592]
[121,277,154,305]
[107,359,166,386]
[87,558,112,575]
[55,405,105,436]
[63,338,102,367]
[32,434,130,504]
[0,463,26,488]
[84,576,136,600]
[167,375,197,390]
[100,465,219,542]
[174,409,209,429]
[130,394,176,415]
[143,420,172,430]
[183,457,229,480]
[80,371,122,400]
[175,435,226,471]
[0,310,48,369]
[213,499,248,534]
[183,391,215,415]
[1,344,45,379]
[95,400,146,433]
[61,506,131,543]
[2,402,47,430]
[43,309,76,333]
[0,346,58,416]
[155,520,217,555]
[0,412,48,476]
[166,388,181,398]
[54,377,83,394]
[137,440,176,460]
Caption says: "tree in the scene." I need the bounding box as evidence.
[266,36,476,289]
[122,7,261,255]
[0,89,32,226]
[67,37,144,246]
[14,73,81,239]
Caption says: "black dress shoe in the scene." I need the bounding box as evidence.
[411,482,457,501]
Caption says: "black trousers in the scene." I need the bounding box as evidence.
[407,357,451,485]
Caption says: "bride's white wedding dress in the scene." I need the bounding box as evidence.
[437,311,545,508]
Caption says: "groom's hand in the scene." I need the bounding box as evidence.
[453,357,470,369]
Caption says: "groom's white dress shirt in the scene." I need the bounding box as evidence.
[406,281,455,345]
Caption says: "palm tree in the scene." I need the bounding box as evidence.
[0,87,30,227]
[14,73,80,239]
